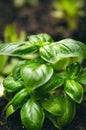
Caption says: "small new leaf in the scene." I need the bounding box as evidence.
[28,33,53,46]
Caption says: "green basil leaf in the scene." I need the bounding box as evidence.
[42,96,63,116]
[11,88,29,109]
[12,58,45,81]
[56,93,76,128]
[35,72,64,95]
[3,74,24,92]
[6,105,15,119]
[39,45,57,63]
[64,80,84,103]
[39,38,86,63]
[0,41,37,56]
[28,33,53,46]
[66,62,81,79]
[52,57,70,70]
[20,63,53,91]
[4,88,29,118]
[46,93,76,129]
[21,99,44,130]
[77,68,86,85]
[12,60,32,80]
[53,39,86,58]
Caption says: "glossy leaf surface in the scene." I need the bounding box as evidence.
[20,63,53,90]
[54,39,86,58]
[77,68,86,85]
[0,41,37,56]
[40,39,86,63]
[21,99,44,130]
[12,88,29,109]
[64,80,84,103]
[36,72,64,94]
[3,75,24,92]
[12,60,32,80]
[42,96,63,116]
[66,62,81,79]
[46,93,76,129]
[39,45,57,63]
[28,33,53,46]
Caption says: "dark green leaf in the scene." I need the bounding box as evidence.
[12,58,45,81]
[0,41,37,56]
[20,63,53,91]
[64,80,84,103]
[46,93,76,129]
[4,88,29,118]
[66,62,81,79]
[56,94,76,128]
[12,60,32,80]
[77,68,86,85]
[36,72,65,95]
[42,96,63,116]
[3,74,24,92]
[11,88,29,109]
[21,99,44,130]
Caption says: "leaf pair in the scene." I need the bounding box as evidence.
[0,34,86,64]
[42,93,76,129]
[5,88,29,118]
[40,38,86,63]
[65,62,85,103]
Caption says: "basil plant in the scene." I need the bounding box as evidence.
[0,33,86,130]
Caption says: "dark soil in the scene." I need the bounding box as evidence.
[0,0,86,130]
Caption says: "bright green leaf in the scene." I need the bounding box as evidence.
[3,74,24,92]
[21,99,44,130]
[6,105,15,119]
[11,88,29,109]
[39,39,86,63]
[46,93,76,129]
[42,95,63,116]
[77,68,86,85]
[28,33,53,46]
[53,39,86,58]
[0,41,37,56]
[66,62,81,79]
[39,45,57,63]
[20,63,53,91]
[36,72,65,94]
[64,80,84,103]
